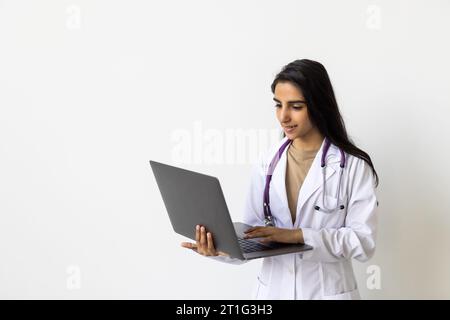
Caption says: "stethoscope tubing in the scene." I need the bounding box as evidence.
[263,137,346,227]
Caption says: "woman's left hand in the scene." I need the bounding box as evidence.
[244,226,304,244]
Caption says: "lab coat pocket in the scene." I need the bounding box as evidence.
[313,195,347,228]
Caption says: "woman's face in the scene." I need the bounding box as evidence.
[274,81,316,140]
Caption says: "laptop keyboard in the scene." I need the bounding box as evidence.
[238,238,282,253]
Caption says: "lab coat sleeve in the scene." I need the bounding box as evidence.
[301,158,378,263]
[208,152,268,265]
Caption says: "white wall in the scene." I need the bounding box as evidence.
[1,0,450,299]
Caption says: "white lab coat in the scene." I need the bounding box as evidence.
[211,137,378,300]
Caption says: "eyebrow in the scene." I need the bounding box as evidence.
[273,97,306,104]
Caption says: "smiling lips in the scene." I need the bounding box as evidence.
[283,125,297,133]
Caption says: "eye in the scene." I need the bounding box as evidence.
[274,104,281,108]
[292,105,303,110]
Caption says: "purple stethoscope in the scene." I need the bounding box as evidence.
[263,137,346,227]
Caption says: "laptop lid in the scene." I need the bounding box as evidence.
[150,160,244,259]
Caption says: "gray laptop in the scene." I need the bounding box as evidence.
[150,160,313,260]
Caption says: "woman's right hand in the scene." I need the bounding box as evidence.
[181,225,229,257]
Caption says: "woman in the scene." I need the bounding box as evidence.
[181,59,379,300]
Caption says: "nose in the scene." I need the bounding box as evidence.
[278,105,291,123]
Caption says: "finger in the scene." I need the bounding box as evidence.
[181,242,197,249]
[244,226,262,233]
[195,224,200,243]
[181,242,198,253]
[217,251,230,257]
[245,229,271,239]
[181,242,192,248]
[200,226,207,247]
[207,232,215,251]
[258,236,273,243]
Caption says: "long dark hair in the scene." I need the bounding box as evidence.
[271,59,379,187]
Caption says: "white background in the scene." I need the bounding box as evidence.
[1,0,450,299]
